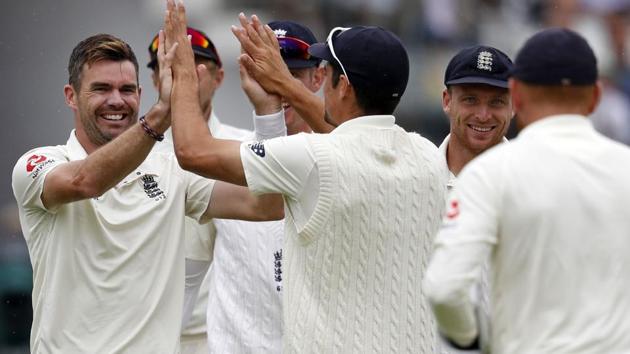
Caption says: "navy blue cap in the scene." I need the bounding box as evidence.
[309,26,409,100]
[444,45,513,88]
[268,20,321,69]
[511,28,597,85]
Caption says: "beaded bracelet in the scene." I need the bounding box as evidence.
[139,115,164,142]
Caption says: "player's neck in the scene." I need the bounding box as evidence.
[446,137,478,176]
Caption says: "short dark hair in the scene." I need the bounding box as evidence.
[329,61,401,115]
[68,34,139,90]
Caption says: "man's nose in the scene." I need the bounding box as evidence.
[106,89,125,108]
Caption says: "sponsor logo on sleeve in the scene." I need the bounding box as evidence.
[446,199,460,220]
[249,142,266,158]
[26,154,56,179]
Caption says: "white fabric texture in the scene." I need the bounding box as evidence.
[158,111,287,354]
[203,112,287,354]
[437,134,508,354]
[425,115,630,353]
[12,131,215,353]
[241,115,449,353]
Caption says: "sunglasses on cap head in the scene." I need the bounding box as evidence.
[277,36,311,60]
[149,28,221,66]
[326,27,351,84]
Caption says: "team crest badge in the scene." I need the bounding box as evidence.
[274,249,283,292]
[273,29,287,38]
[477,51,493,71]
[141,174,165,201]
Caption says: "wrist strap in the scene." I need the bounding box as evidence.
[139,115,164,142]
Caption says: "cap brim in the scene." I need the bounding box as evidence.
[446,77,509,88]
[308,43,334,62]
[285,58,320,69]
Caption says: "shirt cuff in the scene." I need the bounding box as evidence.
[253,109,287,140]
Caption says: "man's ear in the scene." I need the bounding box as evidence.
[508,78,521,113]
[442,88,451,115]
[312,66,325,91]
[339,74,353,100]
[213,67,225,88]
[587,80,602,115]
[64,84,78,111]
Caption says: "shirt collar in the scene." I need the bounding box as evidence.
[518,114,592,139]
[66,130,88,161]
[331,115,396,135]
[439,133,509,189]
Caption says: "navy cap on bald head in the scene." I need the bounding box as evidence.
[511,28,598,86]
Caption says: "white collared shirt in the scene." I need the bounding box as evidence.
[12,131,215,353]
[438,134,509,191]
[425,115,630,353]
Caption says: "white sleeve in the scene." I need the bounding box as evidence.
[240,133,315,199]
[182,259,210,328]
[423,157,502,347]
[181,165,216,224]
[253,109,287,140]
[184,217,216,262]
[12,146,68,213]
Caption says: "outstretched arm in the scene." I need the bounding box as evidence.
[165,0,284,222]
[232,13,334,133]
[165,0,246,186]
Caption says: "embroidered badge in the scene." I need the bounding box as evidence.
[477,51,493,71]
[249,142,266,157]
[273,28,287,38]
[274,249,283,292]
[141,175,165,201]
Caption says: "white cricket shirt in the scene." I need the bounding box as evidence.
[437,134,508,354]
[204,112,286,354]
[424,115,630,353]
[12,131,215,353]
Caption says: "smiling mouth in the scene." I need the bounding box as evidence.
[282,103,292,110]
[469,124,495,132]
[101,113,126,121]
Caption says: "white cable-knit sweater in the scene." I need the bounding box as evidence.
[282,124,448,353]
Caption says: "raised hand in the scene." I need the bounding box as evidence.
[231,13,293,96]
[164,0,196,77]
[239,59,281,115]
[156,29,178,112]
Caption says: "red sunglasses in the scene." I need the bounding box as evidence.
[150,28,211,52]
[277,36,311,60]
